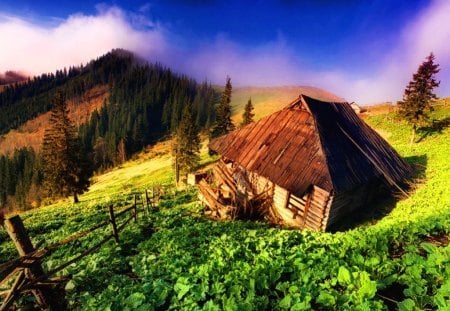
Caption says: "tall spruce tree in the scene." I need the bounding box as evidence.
[241,97,255,126]
[212,76,235,138]
[398,53,440,145]
[173,103,201,183]
[42,92,92,203]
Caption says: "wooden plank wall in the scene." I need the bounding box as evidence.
[210,160,335,231]
[326,180,382,228]
[272,184,331,230]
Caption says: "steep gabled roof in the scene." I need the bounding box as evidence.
[210,95,412,196]
[304,95,412,192]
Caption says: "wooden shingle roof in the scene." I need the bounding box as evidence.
[210,95,412,196]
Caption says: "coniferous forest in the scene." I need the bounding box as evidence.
[0,49,219,211]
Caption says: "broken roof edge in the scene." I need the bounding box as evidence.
[285,94,348,110]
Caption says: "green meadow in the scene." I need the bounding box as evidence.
[0,102,449,310]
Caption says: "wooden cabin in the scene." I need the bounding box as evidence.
[199,95,412,231]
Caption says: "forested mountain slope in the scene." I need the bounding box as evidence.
[0,85,109,155]
[0,49,218,210]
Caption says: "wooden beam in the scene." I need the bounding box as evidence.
[0,270,25,311]
[108,205,119,243]
[3,216,65,310]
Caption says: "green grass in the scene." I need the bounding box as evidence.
[0,104,449,310]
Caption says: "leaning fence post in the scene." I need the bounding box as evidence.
[3,215,65,310]
[108,205,119,243]
[133,195,138,223]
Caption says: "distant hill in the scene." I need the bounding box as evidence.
[230,86,345,123]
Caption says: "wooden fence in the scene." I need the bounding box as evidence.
[0,188,161,310]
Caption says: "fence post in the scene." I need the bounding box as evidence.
[108,205,119,243]
[3,216,65,310]
[145,189,151,213]
[133,195,138,223]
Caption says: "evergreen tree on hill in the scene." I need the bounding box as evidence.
[212,76,235,138]
[398,53,440,145]
[173,103,201,183]
[241,97,255,126]
[42,92,92,203]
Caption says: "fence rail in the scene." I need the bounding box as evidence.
[0,190,158,310]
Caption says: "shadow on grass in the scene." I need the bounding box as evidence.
[329,154,427,232]
[416,117,450,143]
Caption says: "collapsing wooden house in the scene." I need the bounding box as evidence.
[198,95,412,231]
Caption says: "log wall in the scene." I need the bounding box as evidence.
[203,159,338,231]
[325,179,383,229]
[271,184,331,230]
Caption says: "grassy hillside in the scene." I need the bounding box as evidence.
[0,104,449,310]
[231,86,344,124]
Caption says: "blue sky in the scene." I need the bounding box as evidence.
[0,0,449,104]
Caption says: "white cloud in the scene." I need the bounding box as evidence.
[183,35,306,86]
[177,0,450,104]
[0,7,168,75]
[319,0,450,104]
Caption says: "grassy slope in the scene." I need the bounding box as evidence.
[0,103,449,310]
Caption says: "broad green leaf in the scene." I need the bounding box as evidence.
[397,298,417,311]
[278,295,292,309]
[337,266,351,285]
[316,291,336,307]
[65,280,75,291]
[421,242,436,254]
[174,280,192,300]
[203,300,221,311]
[126,292,146,309]
[358,272,377,299]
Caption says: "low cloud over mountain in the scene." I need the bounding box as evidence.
[1,0,449,104]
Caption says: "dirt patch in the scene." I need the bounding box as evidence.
[389,232,449,259]
[421,232,449,247]
[377,282,406,310]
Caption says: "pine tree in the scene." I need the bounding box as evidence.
[173,103,201,183]
[398,53,440,145]
[212,76,235,138]
[116,138,127,165]
[42,92,92,203]
[241,97,255,126]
